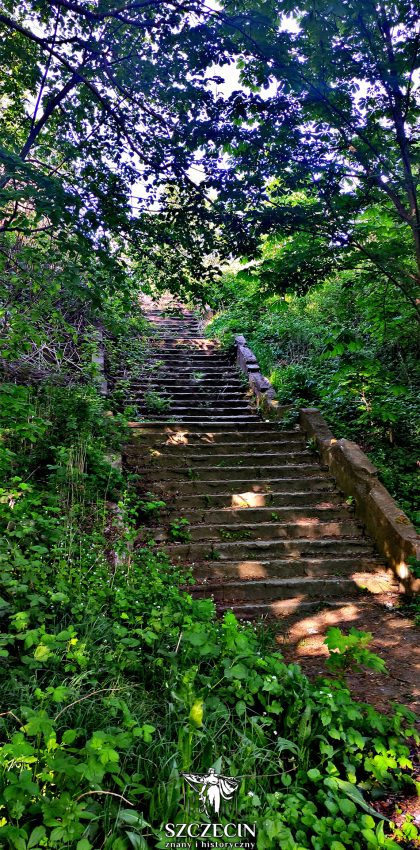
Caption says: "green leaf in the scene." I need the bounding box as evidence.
[189,699,204,727]
[126,833,149,849]
[225,662,249,679]
[307,768,321,781]
[33,644,52,662]
[27,828,46,850]
[325,778,387,820]
[338,798,357,817]
[62,729,78,745]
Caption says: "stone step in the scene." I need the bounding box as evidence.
[149,327,203,331]
[132,416,261,425]
[135,409,257,419]
[126,380,246,390]
[145,308,198,313]
[126,371,243,382]
[148,326,204,331]
[175,505,349,524]
[162,537,373,561]
[192,555,384,581]
[147,337,220,345]
[139,444,308,461]
[143,452,314,470]
[190,573,396,605]
[136,400,255,410]
[145,450,314,466]
[155,518,360,543]
[141,463,325,481]
[133,438,306,454]
[131,362,238,371]
[170,491,340,509]
[129,428,303,445]
[128,390,248,400]
[149,333,203,339]
[130,364,238,372]
[125,372,244,380]
[144,477,334,496]
[144,353,233,362]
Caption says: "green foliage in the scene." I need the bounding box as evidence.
[208,246,419,527]
[143,391,172,414]
[325,629,388,676]
[136,493,167,521]
[168,517,191,542]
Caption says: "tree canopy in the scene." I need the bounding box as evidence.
[0,0,419,315]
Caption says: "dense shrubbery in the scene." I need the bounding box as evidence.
[207,253,419,529]
[0,315,419,850]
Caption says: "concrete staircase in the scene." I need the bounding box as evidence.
[124,305,397,619]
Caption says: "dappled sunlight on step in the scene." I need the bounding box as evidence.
[231,492,269,507]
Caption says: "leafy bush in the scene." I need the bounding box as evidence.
[324,628,388,675]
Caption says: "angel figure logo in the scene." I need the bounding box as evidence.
[181,768,239,817]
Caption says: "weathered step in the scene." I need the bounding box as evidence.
[147,329,203,336]
[134,439,306,455]
[146,331,199,336]
[127,381,246,391]
[141,463,325,481]
[126,373,245,382]
[132,416,261,425]
[130,391,249,401]
[131,365,240,374]
[188,574,395,604]
[116,365,240,375]
[131,384,246,392]
[150,332,220,342]
[138,443,308,460]
[170,491,340,509]
[145,354,233,363]
[129,429,304,446]
[136,400,255,411]
[145,477,334,496]
[145,308,198,313]
[131,373,243,383]
[192,556,384,581]
[142,452,315,470]
[155,519,360,542]
[135,412,258,422]
[144,450,315,467]
[162,537,373,561]
[148,327,204,333]
[175,505,350,524]
[135,406,257,416]
[128,422,296,433]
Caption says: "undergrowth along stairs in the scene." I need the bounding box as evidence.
[124,305,398,620]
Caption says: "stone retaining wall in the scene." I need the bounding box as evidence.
[235,335,419,591]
